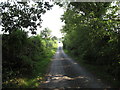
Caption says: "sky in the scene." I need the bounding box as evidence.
[40,5,65,38]
[0,2,65,38]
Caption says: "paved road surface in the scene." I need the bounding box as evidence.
[40,45,110,88]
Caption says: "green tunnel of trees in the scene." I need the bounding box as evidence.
[61,2,120,82]
[1,0,120,88]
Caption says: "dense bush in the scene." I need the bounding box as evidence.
[62,2,120,80]
[0,1,57,88]
[2,29,57,88]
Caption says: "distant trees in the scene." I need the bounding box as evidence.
[41,28,52,39]
[40,28,58,50]
[62,2,120,80]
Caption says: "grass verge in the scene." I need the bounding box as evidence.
[3,48,57,88]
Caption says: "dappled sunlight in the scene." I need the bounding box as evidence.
[1,0,120,88]
[44,74,87,84]
[40,45,110,88]
[3,75,44,88]
[3,78,28,87]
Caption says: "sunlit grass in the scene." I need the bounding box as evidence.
[3,59,49,88]
[3,75,44,88]
[3,49,57,88]
[3,41,58,88]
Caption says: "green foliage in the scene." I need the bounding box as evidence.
[69,2,110,18]
[1,1,57,88]
[0,1,53,34]
[62,1,120,83]
[2,28,57,88]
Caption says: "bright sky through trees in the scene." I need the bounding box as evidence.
[0,1,65,38]
[40,5,65,38]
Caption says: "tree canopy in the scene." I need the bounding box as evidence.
[1,1,58,88]
[62,1,120,82]
[0,1,53,34]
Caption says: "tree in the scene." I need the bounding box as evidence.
[61,1,120,80]
[0,1,53,34]
[40,28,52,39]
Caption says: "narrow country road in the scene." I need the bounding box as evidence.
[40,43,110,88]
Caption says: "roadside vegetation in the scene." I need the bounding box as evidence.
[1,1,58,88]
[61,2,120,87]
[2,28,57,88]
[1,0,120,88]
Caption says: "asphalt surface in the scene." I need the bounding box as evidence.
[40,45,109,89]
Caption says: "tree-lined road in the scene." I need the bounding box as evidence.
[40,44,110,88]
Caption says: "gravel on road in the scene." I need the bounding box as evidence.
[40,46,110,89]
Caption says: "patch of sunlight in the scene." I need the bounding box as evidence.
[51,49,56,54]
[3,75,45,88]
[25,76,44,87]
[17,78,28,86]
[35,83,39,87]
[45,74,86,83]
[52,41,58,48]
[3,78,28,87]
[36,76,43,81]
[52,76,72,80]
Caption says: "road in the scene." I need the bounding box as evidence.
[40,44,110,88]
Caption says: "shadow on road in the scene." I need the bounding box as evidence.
[40,45,110,88]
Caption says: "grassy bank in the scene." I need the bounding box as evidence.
[2,31,58,88]
[3,48,57,88]
[64,49,120,88]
